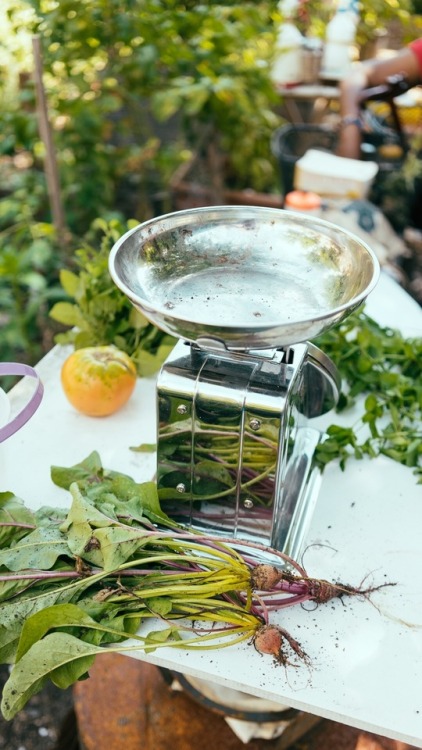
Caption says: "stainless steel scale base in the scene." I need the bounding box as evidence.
[156,338,340,559]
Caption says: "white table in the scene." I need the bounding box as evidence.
[1,272,422,747]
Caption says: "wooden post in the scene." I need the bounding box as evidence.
[32,35,68,251]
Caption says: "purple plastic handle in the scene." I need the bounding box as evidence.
[0,363,44,443]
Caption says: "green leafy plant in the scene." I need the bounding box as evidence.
[49,218,175,377]
[314,309,422,480]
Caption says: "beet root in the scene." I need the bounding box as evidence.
[307,578,344,604]
[250,564,284,591]
[251,624,308,666]
[307,578,395,604]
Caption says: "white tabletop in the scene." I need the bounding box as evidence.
[1,271,422,747]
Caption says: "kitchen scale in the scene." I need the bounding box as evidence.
[109,206,379,560]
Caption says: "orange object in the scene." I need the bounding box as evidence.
[61,345,137,417]
[284,190,322,211]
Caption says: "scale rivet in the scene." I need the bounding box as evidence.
[176,483,186,493]
[243,497,254,509]
[177,404,188,414]
[249,418,261,431]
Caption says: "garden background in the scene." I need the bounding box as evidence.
[1,3,422,748]
[1,0,422,375]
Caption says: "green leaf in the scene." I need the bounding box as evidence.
[133,346,171,377]
[126,481,170,524]
[59,484,114,566]
[0,526,71,571]
[59,268,80,297]
[51,451,104,490]
[364,394,379,412]
[20,271,46,292]
[182,87,209,115]
[53,453,173,531]
[130,443,157,453]
[145,597,173,617]
[129,308,150,329]
[0,576,95,632]
[34,505,69,527]
[194,460,233,488]
[92,526,150,570]
[16,603,100,662]
[0,492,36,548]
[0,624,22,665]
[32,222,56,238]
[144,626,182,652]
[1,632,101,719]
[90,218,110,234]
[49,301,86,327]
[0,577,35,605]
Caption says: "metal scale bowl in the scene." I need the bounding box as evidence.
[109,206,379,560]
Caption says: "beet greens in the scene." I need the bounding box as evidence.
[0,451,392,721]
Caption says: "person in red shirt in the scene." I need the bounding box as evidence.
[337,39,422,159]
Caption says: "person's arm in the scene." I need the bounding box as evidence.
[337,45,422,159]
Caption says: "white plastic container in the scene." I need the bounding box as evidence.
[271,0,304,86]
[294,149,379,199]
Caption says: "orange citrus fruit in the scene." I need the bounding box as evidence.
[61,345,137,417]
